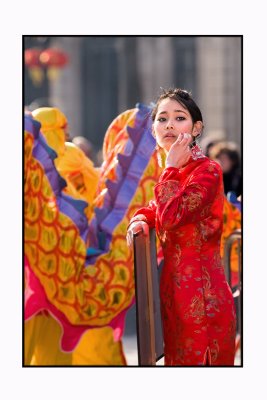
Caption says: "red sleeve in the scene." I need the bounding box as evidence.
[154,163,221,231]
[129,200,157,229]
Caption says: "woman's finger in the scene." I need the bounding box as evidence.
[126,231,133,247]
[141,221,149,236]
[179,133,192,145]
[132,221,148,236]
[126,221,149,247]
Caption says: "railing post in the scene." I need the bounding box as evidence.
[133,228,164,366]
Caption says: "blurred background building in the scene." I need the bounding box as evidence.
[24,36,242,153]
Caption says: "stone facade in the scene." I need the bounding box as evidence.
[25,36,241,151]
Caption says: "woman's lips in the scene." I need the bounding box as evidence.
[164,134,176,138]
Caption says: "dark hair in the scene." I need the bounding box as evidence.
[151,88,203,124]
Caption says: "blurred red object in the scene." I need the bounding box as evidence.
[25,48,44,86]
[25,48,42,67]
[39,48,69,68]
[39,48,69,81]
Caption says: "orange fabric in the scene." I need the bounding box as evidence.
[32,107,67,157]
[102,108,137,161]
[24,315,72,366]
[25,315,126,366]
[221,198,241,287]
[56,142,100,220]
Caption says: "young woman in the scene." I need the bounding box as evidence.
[127,88,236,366]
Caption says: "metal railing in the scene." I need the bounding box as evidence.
[223,228,242,360]
[224,229,242,287]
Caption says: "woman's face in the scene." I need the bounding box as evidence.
[153,98,196,152]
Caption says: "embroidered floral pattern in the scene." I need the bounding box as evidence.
[182,188,203,212]
[156,180,180,204]
[158,227,167,246]
[184,295,205,324]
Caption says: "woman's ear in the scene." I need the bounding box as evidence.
[192,121,203,138]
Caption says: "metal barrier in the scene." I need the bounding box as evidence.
[223,228,242,359]
[133,228,164,366]
[224,229,242,287]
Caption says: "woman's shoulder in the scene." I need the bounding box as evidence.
[187,158,223,182]
[181,157,222,178]
[196,157,222,173]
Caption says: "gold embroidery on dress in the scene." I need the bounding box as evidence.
[210,339,219,363]
[207,165,216,173]
[158,228,167,246]
[184,295,205,323]
[182,187,203,212]
[202,266,220,313]
[200,205,211,218]
[157,181,180,204]
[198,218,221,241]
[172,270,183,288]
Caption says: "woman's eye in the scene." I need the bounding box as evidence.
[157,116,185,122]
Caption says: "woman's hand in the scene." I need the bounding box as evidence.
[166,133,192,169]
[126,220,149,247]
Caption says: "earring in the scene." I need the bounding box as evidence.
[190,133,205,160]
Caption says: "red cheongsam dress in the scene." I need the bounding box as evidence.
[130,157,236,366]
